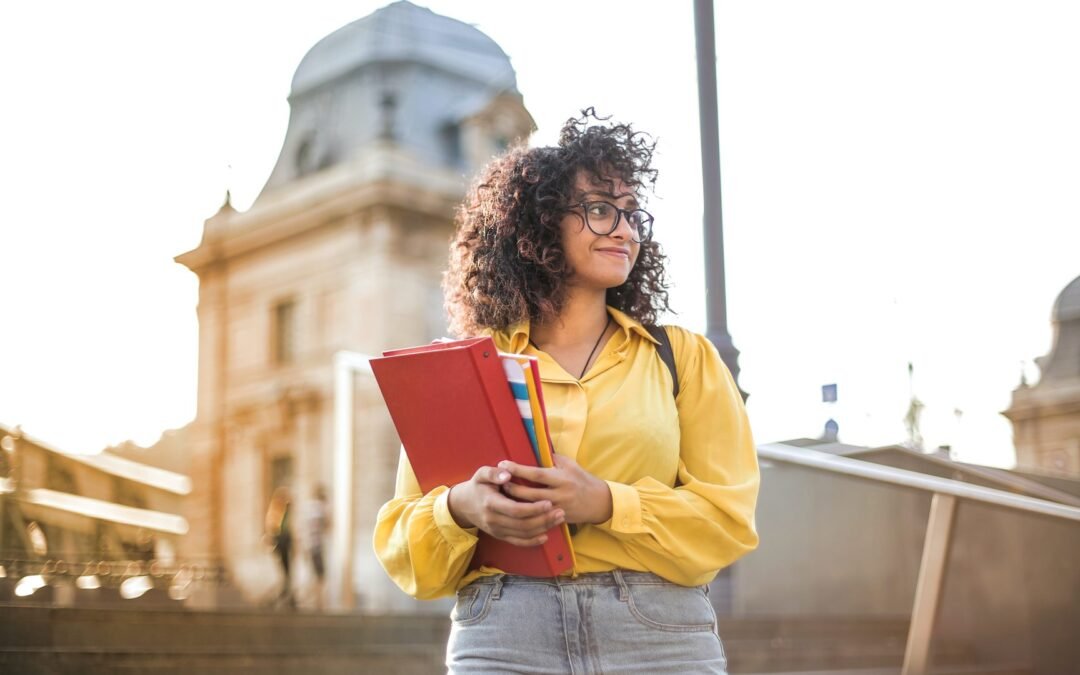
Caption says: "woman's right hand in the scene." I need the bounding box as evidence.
[447,466,565,547]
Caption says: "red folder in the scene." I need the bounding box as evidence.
[370,336,574,577]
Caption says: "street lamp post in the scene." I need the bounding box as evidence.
[694,0,746,399]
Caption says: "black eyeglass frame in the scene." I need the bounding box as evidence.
[566,201,655,243]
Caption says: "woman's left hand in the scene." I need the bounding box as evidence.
[499,455,613,525]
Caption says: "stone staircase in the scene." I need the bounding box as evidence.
[0,604,1031,674]
[0,604,445,674]
[721,615,914,672]
[716,617,1029,675]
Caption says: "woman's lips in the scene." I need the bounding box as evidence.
[596,248,630,259]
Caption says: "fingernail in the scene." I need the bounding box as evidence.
[498,471,510,481]
[538,535,548,544]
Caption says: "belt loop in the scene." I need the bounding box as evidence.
[491,574,505,600]
[613,569,628,601]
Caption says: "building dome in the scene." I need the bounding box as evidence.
[1036,272,1080,383]
[291,1,517,96]
[1052,274,1080,324]
[254,0,529,203]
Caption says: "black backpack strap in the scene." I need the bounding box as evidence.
[645,325,679,399]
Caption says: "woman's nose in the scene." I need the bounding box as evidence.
[609,211,633,240]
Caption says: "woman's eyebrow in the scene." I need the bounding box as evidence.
[582,190,640,206]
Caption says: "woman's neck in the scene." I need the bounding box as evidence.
[530,287,609,349]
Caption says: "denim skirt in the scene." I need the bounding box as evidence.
[446,570,727,674]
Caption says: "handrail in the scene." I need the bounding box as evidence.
[757,442,1080,522]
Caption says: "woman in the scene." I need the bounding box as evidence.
[374,110,759,673]
[265,486,295,608]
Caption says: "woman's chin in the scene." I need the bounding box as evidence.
[567,275,629,293]
[598,276,633,290]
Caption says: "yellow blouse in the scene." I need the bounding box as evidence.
[373,306,759,599]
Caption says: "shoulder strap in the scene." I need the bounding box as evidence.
[645,325,679,399]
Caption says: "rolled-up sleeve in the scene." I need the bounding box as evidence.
[594,329,759,586]
[373,448,479,599]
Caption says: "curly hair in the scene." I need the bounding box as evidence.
[443,109,671,337]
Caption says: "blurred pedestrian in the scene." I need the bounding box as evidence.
[265,486,295,608]
[305,484,330,610]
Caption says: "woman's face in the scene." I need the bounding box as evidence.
[559,172,641,291]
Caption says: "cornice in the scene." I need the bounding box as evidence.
[1003,379,1080,420]
[176,143,465,273]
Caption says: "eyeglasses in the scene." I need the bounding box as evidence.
[569,201,654,243]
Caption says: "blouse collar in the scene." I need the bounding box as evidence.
[499,306,661,354]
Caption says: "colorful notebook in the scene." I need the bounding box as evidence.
[501,355,541,465]
[522,361,556,468]
[497,353,577,569]
[370,337,574,577]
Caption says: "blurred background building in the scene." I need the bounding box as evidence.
[0,423,192,606]
[174,0,533,609]
[1005,273,1080,478]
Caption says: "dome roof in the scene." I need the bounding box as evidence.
[1053,274,1080,323]
[1036,272,1080,383]
[253,1,532,203]
[291,1,517,95]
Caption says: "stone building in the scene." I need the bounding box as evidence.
[175,1,533,609]
[0,424,191,605]
[1004,273,1080,477]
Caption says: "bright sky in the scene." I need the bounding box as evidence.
[1,1,1078,467]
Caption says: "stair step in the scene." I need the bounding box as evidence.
[0,650,445,675]
[0,604,1030,675]
[737,666,1032,675]
[738,670,901,675]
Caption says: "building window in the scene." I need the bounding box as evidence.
[272,300,297,365]
[46,456,77,494]
[270,456,293,490]
[442,123,463,166]
[266,454,294,509]
[295,131,334,176]
[113,476,147,510]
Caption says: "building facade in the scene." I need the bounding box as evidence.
[175,1,533,609]
[1004,273,1080,478]
[0,424,192,605]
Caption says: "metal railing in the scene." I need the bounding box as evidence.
[0,550,228,603]
[757,442,1080,675]
[757,443,1080,521]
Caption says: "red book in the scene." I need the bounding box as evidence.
[370,336,574,577]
